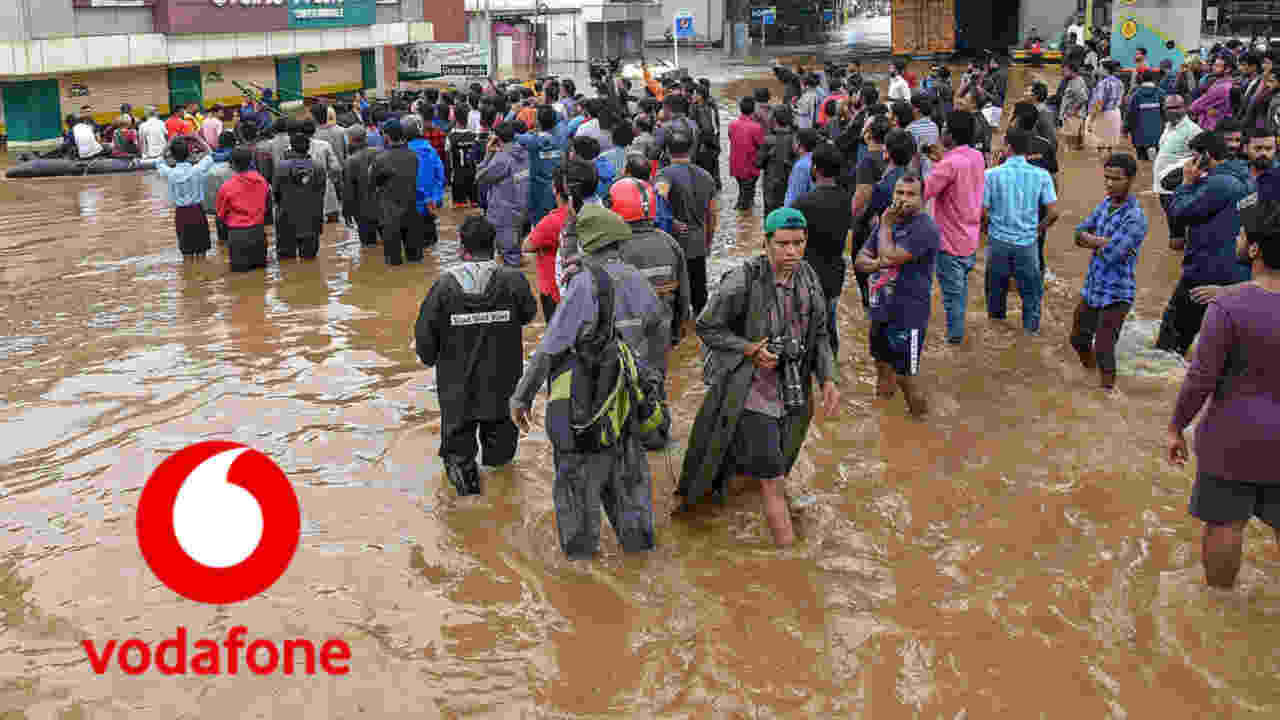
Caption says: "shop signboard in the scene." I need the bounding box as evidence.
[397,43,490,81]
[155,0,375,34]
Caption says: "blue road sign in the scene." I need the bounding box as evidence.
[823,8,833,22]
[762,9,775,25]
[675,13,695,39]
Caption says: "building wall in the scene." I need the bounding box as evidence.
[0,0,30,44]
[301,50,365,96]
[69,7,155,38]
[58,66,170,126]
[430,0,468,41]
[1019,0,1074,45]
[27,0,76,40]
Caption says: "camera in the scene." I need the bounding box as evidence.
[768,336,807,412]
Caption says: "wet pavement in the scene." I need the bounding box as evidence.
[3,63,1280,719]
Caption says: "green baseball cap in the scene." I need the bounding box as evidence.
[764,207,807,237]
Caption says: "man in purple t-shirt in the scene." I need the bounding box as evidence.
[854,173,940,417]
[1168,194,1280,588]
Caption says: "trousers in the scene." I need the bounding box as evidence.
[1070,299,1131,373]
[1155,275,1208,357]
[552,439,655,558]
[440,417,519,467]
[497,223,523,267]
[735,175,758,210]
[936,251,977,342]
[687,256,708,317]
[383,209,425,265]
[985,240,1042,332]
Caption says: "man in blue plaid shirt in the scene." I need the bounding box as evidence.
[1070,153,1148,390]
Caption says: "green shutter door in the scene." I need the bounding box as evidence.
[2,79,62,143]
[167,66,203,111]
[275,57,302,104]
[360,49,377,91]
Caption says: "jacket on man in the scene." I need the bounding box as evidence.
[677,255,836,505]
[407,137,446,214]
[621,218,691,364]
[756,126,796,209]
[1169,160,1254,286]
[516,131,564,226]
[476,142,531,229]
[415,260,538,430]
[273,153,326,254]
[342,145,381,225]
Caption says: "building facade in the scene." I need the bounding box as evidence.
[0,0,466,147]
[465,0,660,72]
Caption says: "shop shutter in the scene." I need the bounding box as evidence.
[361,49,377,91]
[275,57,303,105]
[168,66,204,111]
[3,79,62,143]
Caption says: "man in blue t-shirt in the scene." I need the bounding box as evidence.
[854,172,940,417]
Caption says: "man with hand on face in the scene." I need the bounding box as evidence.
[416,216,538,497]
[476,121,532,268]
[677,208,840,547]
[1070,154,1148,391]
[855,173,939,417]
[1157,131,1253,356]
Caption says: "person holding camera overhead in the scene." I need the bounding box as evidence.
[677,208,840,548]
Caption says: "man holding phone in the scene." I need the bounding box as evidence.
[854,173,940,417]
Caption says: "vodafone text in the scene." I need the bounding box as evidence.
[82,626,351,676]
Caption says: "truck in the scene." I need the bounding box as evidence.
[890,0,1020,56]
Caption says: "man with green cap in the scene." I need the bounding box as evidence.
[510,159,668,558]
[677,207,840,547]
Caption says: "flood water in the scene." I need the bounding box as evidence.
[3,65,1280,719]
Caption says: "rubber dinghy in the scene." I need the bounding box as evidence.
[6,155,155,179]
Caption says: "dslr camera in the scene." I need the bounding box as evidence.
[767,336,807,412]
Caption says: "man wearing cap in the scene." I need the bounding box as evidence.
[612,154,692,393]
[510,187,666,559]
[678,207,840,547]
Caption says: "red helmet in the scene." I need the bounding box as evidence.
[609,177,656,222]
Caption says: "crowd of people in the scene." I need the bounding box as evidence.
[65,49,1280,582]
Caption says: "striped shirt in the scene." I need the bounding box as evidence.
[983,156,1056,247]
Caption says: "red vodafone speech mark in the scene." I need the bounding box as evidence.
[137,441,300,604]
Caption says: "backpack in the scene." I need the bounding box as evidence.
[567,265,667,452]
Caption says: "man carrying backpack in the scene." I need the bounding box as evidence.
[653,94,700,170]
[510,182,668,560]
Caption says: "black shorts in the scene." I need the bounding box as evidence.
[1189,471,1280,529]
[869,322,925,377]
[731,410,788,480]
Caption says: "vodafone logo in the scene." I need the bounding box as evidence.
[137,442,301,605]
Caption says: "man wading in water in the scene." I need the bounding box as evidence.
[678,208,840,547]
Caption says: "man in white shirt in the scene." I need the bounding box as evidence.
[888,59,911,102]
[72,115,104,160]
[138,107,168,160]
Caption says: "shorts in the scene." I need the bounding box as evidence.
[731,410,788,480]
[1189,471,1280,529]
[869,322,925,377]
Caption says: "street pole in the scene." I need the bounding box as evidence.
[674,15,679,68]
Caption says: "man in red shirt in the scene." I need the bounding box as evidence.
[729,96,765,210]
[522,165,568,322]
[216,147,271,272]
[164,107,189,139]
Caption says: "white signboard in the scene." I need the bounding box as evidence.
[397,43,490,81]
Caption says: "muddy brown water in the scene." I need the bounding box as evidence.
[3,66,1280,719]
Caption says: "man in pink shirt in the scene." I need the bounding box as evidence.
[729,96,766,210]
[200,105,224,149]
[923,111,986,344]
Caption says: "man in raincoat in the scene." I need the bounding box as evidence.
[416,216,538,495]
[677,208,840,547]
[476,121,531,267]
[510,177,666,559]
[1126,70,1166,161]
[371,118,427,265]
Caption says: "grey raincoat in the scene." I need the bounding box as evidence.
[677,255,836,504]
[476,142,531,229]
